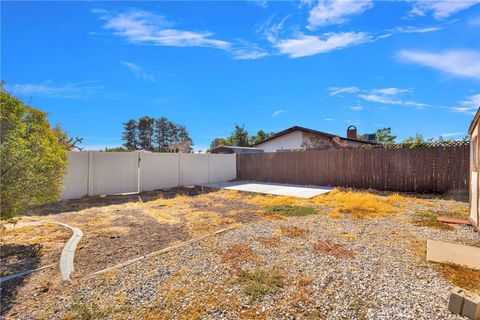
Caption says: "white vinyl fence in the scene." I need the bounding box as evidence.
[61,151,236,200]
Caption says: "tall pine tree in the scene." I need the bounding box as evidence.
[137,116,155,151]
[122,119,138,150]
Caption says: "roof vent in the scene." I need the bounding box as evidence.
[347,125,358,140]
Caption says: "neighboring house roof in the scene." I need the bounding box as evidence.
[210,146,265,154]
[469,107,480,134]
[253,126,379,146]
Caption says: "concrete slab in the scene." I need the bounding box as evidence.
[201,181,333,199]
[427,240,480,271]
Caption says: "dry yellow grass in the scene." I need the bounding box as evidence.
[312,189,405,219]
[275,226,310,238]
[435,263,480,295]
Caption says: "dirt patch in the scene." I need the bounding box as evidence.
[73,210,189,275]
[313,240,356,259]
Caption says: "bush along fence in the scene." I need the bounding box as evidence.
[61,151,236,200]
[237,145,470,194]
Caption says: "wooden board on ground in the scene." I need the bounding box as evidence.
[427,240,480,270]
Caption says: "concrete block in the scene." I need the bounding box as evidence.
[449,287,465,315]
[427,240,480,271]
[462,291,480,320]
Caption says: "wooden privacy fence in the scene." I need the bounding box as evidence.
[237,146,469,193]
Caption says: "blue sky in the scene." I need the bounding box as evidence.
[2,0,480,151]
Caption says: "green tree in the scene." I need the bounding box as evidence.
[210,137,229,150]
[375,127,396,144]
[154,117,173,152]
[398,133,427,148]
[137,116,155,151]
[250,129,275,145]
[53,125,83,151]
[171,125,193,153]
[104,146,127,152]
[228,124,250,147]
[122,119,138,151]
[1,90,67,219]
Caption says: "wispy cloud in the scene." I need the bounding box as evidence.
[120,61,155,81]
[395,26,443,33]
[307,0,373,29]
[371,87,410,95]
[272,110,286,117]
[398,49,480,79]
[440,132,465,138]
[97,9,230,50]
[6,81,103,99]
[274,32,371,58]
[452,93,480,114]
[358,94,402,105]
[349,105,364,111]
[324,118,334,121]
[328,86,360,96]
[408,0,480,19]
[330,86,440,110]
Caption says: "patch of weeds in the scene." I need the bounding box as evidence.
[412,211,454,231]
[313,189,404,219]
[256,236,280,247]
[221,243,259,265]
[68,303,107,320]
[350,297,370,320]
[237,269,285,302]
[313,240,356,259]
[276,226,310,238]
[265,205,316,217]
[435,263,480,295]
[297,277,313,287]
[340,232,356,240]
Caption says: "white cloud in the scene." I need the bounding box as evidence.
[358,94,402,105]
[307,0,373,29]
[275,32,370,58]
[328,86,360,96]
[395,26,443,33]
[99,9,230,50]
[330,86,436,110]
[440,132,465,137]
[6,81,103,98]
[272,110,286,117]
[398,49,480,79]
[372,87,410,95]
[408,0,480,19]
[350,105,364,111]
[324,118,334,121]
[452,93,480,114]
[121,61,155,81]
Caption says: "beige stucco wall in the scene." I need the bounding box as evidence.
[256,130,304,152]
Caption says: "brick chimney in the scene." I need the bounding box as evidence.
[347,125,358,139]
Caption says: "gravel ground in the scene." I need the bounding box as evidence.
[2,190,479,319]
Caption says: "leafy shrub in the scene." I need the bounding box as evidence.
[1,90,67,219]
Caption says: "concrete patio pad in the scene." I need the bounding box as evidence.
[202,181,333,198]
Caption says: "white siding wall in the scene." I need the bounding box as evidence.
[61,151,236,200]
[256,130,304,152]
[471,122,479,227]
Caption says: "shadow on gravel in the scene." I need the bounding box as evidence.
[0,243,42,314]
[23,186,219,216]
